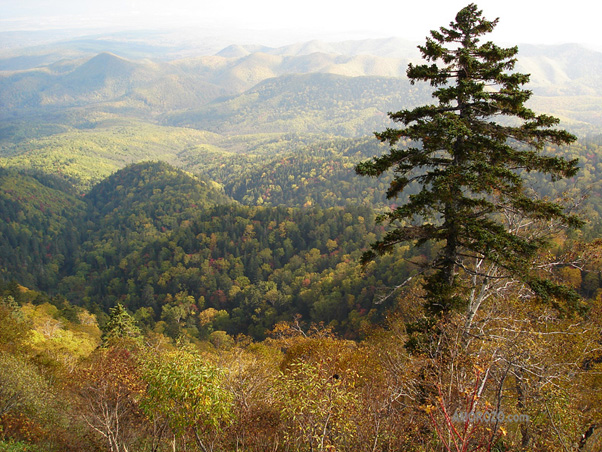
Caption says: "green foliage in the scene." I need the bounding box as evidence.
[0,296,30,353]
[1,30,602,452]
[276,360,359,451]
[0,440,45,452]
[67,190,417,338]
[22,301,100,370]
[101,303,141,345]
[0,168,86,290]
[142,348,233,450]
[357,4,582,313]
[0,118,225,191]
[223,137,398,208]
[85,160,231,228]
[0,352,54,420]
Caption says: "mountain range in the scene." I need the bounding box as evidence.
[1,35,602,210]
[1,37,601,131]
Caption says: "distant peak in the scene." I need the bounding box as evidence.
[71,51,138,78]
[216,44,273,58]
[90,51,126,61]
[217,45,251,58]
[82,52,139,67]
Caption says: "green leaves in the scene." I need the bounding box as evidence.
[142,349,234,436]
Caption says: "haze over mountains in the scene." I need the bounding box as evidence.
[1,33,601,134]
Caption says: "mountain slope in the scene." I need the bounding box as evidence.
[3,41,602,129]
[0,52,228,115]
[165,73,431,136]
[86,161,233,231]
[518,43,602,95]
[0,168,86,289]
[221,137,394,208]
[0,118,227,191]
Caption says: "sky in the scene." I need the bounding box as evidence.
[0,0,599,49]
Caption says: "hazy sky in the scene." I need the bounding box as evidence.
[0,0,598,48]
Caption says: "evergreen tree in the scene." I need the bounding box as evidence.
[356,4,582,315]
[102,303,142,345]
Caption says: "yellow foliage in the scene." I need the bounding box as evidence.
[20,303,100,370]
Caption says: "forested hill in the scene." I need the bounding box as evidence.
[0,168,86,290]
[216,137,396,208]
[86,160,232,228]
[3,160,601,341]
[0,161,421,338]
[0,163,231,291]
[70,161,417,338]
[164,73,428,136]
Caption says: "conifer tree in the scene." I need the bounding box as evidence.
[356,4,582,315]
[102,303,142,345]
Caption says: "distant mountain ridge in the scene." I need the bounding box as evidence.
[518,43,602,95]
[165,73,430,136]
[216,37,421,59]
[2,38,601,131]
[0,45,415,115]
